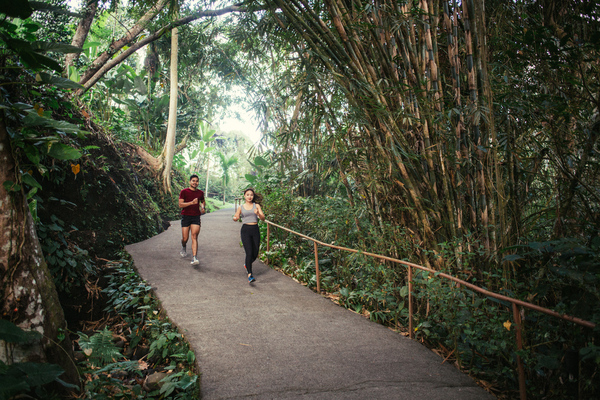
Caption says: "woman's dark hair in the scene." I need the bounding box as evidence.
[243,188,263,205]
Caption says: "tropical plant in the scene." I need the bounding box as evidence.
[196,121,217,194]
[0,320,78,399]
[216,151,238,204]
[0,0,85,384]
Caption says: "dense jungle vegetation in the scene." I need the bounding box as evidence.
[1,0,599,399]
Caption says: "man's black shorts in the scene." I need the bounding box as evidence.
[181,215,201,228]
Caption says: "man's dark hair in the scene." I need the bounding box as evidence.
[190,174,199,181]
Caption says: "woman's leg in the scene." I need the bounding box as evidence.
[250,225,260,263]
[240,225,254,275]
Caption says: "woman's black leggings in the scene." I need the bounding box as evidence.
[240,224,260,275]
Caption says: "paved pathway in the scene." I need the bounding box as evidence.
[126,208,495,400]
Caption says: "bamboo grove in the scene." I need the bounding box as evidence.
[250,0,600,274]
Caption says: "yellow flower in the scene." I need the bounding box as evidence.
[71,163,80,175]
[503,321,512,331]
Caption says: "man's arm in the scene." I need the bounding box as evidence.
[179,197,198,208]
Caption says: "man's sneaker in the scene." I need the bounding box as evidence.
[191,256,199,265]
[180,249,187,258]
[248,275,256,283]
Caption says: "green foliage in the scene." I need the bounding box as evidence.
[38,213,96,293]
[148,331,183,363]
[158,370,198,398]
[0,320,78,399]
[1,4,86,223]
[260,180,600,398]
[80,257,200,399]
[0,319,41,344]
[78,328,124,367]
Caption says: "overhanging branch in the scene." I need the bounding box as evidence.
[76,5,249,95]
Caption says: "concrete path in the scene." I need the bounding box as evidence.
[126,208,494,400]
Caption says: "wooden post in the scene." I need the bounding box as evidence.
[266,223,270,265]
[314,241,320,293]
[513,303,527,400]
[408,265,414,339]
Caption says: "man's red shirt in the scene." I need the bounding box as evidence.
[179,188,205,216]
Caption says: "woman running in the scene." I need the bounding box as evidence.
[232,188,265,283]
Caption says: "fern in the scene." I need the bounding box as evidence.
[78,328,123,367]
[96,360,141,376]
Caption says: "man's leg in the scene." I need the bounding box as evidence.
[190,223,200,257]
[181,225,190,257]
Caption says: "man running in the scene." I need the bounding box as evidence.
[179,174,205,265]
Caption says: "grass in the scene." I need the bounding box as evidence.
[205,196,235,210]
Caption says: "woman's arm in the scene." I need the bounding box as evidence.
[255,204,266,221]
[232,207,242,221]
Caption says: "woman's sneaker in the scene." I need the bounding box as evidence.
[180,248,187,257]
[191,256,199,265]
[248,275,256,283]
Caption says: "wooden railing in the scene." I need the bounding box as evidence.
[264,219,596,400]
[234,197,243,213]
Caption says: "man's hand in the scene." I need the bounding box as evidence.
[191,198,198,205]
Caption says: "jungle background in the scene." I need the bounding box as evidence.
[1,0,599,399]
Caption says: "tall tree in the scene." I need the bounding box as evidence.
[162,19,179,194]
[64,0,99,72]
[0,1,81,387]
[0,120,79,386]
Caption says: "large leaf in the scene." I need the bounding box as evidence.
[0,320,41,344]
[14,362,64,386]
[47,143,81,160]
[24,144,40,164]
[29,1,82,17]
[6,39,62,72]
[23,112,85,134]
[82,41,102,49]
[0,372,30,398]
[133,75,147,95]
[253,156,270,167]
[21,173,42,190]
[0,0,32,19]
[36,72,84,90]
[32,42,82,54]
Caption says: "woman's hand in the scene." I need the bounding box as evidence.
[255,204,266,221]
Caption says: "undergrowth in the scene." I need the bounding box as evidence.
[260,189,600,399]
[70,255,199,399]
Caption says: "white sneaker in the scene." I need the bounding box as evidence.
[191,257,199,265]
[180,250,187,258]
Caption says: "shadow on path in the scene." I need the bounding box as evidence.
[126,208,494,400]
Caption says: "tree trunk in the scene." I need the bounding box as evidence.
[162,26,179,194]
[205,157,210,195]
[0,120,78,386]
[65,0,99,72]
[77,0,170,89]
